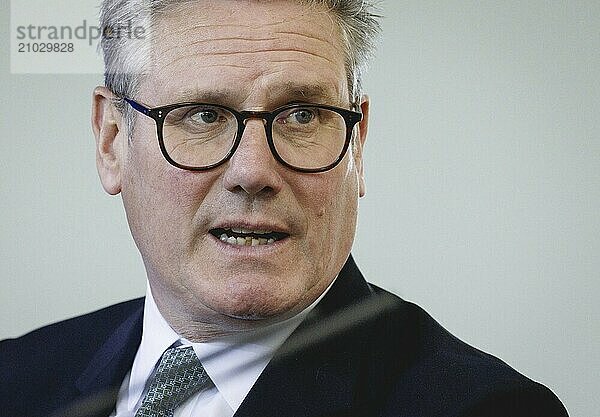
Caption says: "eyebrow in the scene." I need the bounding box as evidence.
[170,82,341,109]
[270,82,336,104]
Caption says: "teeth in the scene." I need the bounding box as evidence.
[218,232,279,246]
[216,227,281,246]
[228,228,273,235]
[232,227,274,234]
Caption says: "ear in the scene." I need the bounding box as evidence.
[355,95,369,197]
[91,86,126,195]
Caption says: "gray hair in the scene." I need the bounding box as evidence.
[99,0,381,137]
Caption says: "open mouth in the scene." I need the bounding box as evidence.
[209,227,289,246]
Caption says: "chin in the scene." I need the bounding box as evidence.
[213,290,303,323]
[219,299,294,321]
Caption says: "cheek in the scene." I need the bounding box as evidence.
[300,167,359,243]
[128,147,215,210]
[121,144,217,255]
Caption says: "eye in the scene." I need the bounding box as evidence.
[190,109,219,124]
[277,107,318,125]
[292,108,315,124]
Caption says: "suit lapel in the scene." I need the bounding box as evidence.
[56,301,144,417]
[235,255,376,417]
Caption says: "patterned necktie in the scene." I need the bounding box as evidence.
[135,346,211,417]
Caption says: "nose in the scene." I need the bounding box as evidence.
[222,118,284,196]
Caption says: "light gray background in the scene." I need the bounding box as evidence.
[1,2,598,417]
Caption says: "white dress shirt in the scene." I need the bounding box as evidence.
[110,281,332,417]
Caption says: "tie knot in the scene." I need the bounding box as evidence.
[135,346,210,417]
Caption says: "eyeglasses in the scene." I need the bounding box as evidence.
[123,98,363,173]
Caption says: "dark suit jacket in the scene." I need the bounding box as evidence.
[1,255,568,417]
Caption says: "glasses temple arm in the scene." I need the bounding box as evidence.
[123,97,151,115]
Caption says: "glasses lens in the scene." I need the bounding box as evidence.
[272,106,347,170]
[162,104,237,168]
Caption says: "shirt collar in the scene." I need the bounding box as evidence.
[129,279,334,412]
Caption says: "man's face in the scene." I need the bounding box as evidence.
[96,0,368,334]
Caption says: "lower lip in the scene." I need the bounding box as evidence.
[208,233,289,255]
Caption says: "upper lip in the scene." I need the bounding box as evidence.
[209,220,291,235]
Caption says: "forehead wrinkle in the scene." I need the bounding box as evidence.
[156,48,338,84]
[172,16,322,31]
[152,6,344,73]
[166,35,282,46]
[270,59,302,64]
[155,31,341,75]
[274,29,338,45]
[180,26,337,47]
[157,22,340,56]
[178,33,331,50]
[156,7,340,51]
[159,10,329,39]
[146,2,347,106]
[208,48,336,64]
